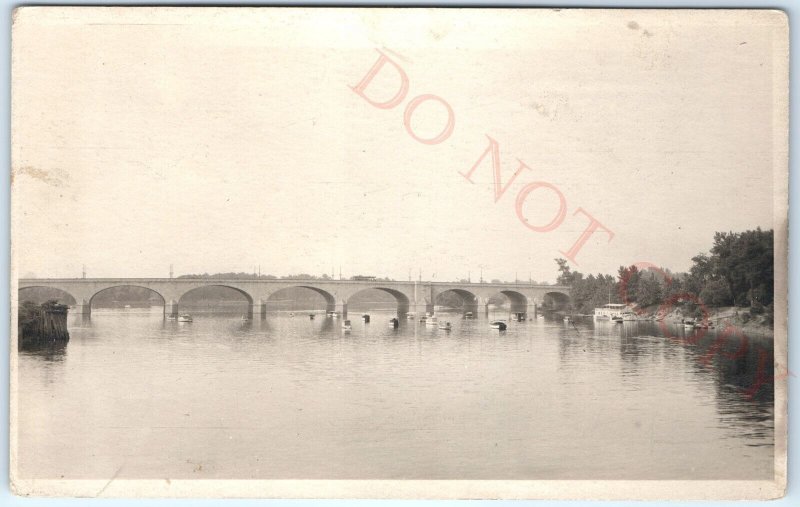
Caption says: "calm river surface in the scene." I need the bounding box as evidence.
[16,309,774,480]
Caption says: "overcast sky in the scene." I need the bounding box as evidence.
[11,8,786,283]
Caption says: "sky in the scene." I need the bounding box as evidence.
[10,8,787,283]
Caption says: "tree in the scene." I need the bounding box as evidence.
[555,258,574,285]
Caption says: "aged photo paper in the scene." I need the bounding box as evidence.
[9,7,788,500]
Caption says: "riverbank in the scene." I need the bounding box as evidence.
[18,301,70,350]
[647,305,774,337]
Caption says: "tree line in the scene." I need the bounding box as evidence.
[555,228,774,322]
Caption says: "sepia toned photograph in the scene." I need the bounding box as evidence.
[9,7,788,499]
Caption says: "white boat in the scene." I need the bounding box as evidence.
[438,321,452,331]
[537,315,545,320]
[166,314,177,321]
[464,312,474,319]
[328,311,339,319]
[489,320,507,330]
[682,319,696,328]
[622,312,637,321]
[406,312,416,320]
[426,316,438,327]
[178,314,193,323]
[342,319,352,332]
[612,315,623,324]
[594,303,632,321]
[563,316,571,323]
[241,315,251,322]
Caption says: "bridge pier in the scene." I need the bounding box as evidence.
[411,302,434,316]
[335,301,348,319]
[396,300,410,318]
[77,299,91,318]
[253,299,267,320]
[166,299,179,318]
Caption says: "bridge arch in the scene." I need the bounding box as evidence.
[266,286,336,313]
[347,287,410,317]
[543,291,570,311]
[177,285,254,317]
[18,286,78,306]
[488,290,528,315]
[435,289,479,315]
[87,285,167,317]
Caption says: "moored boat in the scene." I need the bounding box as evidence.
[426,316,438,327]
[178,314,193,323]
[342,319,352,332]
[438,321,452,331]
[489,320,507,330]
[594,303,627,321]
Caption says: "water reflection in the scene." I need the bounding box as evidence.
[15,308,774,481]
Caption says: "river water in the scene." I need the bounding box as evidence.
[16,308,774,480]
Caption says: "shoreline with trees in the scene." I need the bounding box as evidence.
[556,228,775,334]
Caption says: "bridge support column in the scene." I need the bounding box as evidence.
[397,301,410,318]
[411,302,434,315]
[77,299,91,318]
[166,299,179,319]
[335,300,348,319]
[253,299,266,320]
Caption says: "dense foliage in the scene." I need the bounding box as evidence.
[555,228,774,320]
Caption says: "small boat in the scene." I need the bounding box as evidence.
[622,312,637,322]
[309,314,315,320]
[537,315,545,320]
[389,318,399,329]
[362,314,370,323]
[328,312,339,319]
[682,319,696,329]
[166,314,177,321]
[563,316,571,323]
[241,315,251,322]
[178,314,193,323]
[513,312,526,322]
[489,320,507,330]
[464,312,474,319]
[289,312,294,318]
[406,312,416,320]
[124,304,131,309]
[342,319,352,332]
[612,316,623,324]
[426,316,438,327]
[438,321,452,331]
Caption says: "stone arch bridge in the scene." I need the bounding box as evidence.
[18,278,571,320]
